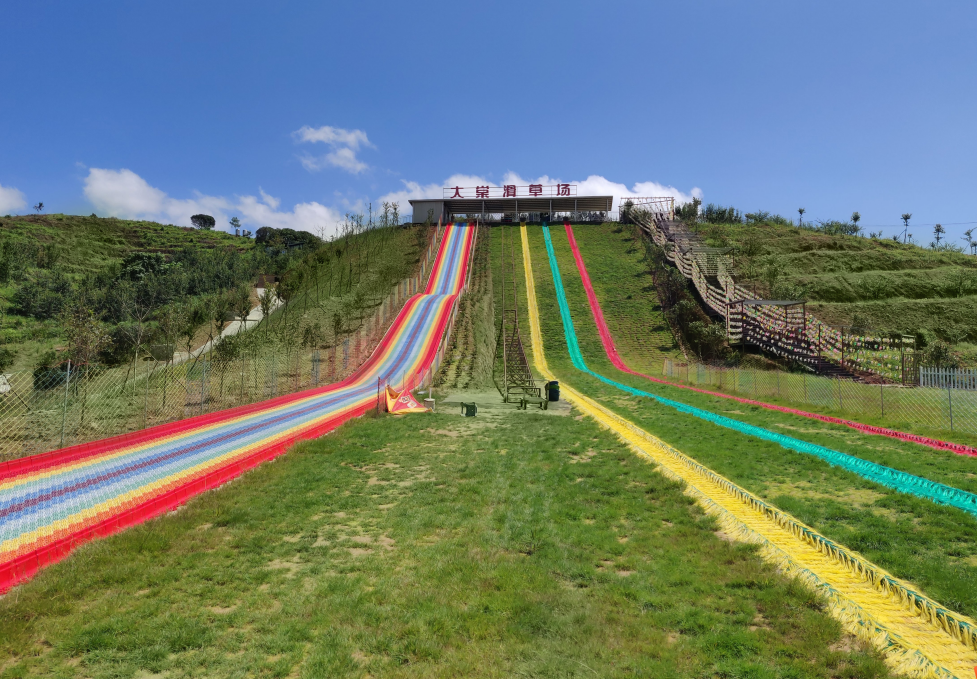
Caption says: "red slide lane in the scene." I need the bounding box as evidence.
[561,221,977,459]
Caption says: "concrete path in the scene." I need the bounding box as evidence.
[171,288,282,366]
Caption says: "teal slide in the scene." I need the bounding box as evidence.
[539,224,977,518]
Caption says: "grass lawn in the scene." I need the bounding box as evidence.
[0,407,892,678]
[517,223,977,619]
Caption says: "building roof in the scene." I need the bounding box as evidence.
[409,196,613,215]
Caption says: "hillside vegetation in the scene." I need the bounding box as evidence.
[0,211,424,378]
[695,216,977,367]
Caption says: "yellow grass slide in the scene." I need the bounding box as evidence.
[519,224,977,679]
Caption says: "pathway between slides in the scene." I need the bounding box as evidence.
[518,223,977,677]
[564,221,977,458]
[0,222,476,594]
[541,224,977,517]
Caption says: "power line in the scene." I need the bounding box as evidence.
[846,221,977,228]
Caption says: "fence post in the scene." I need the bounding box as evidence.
[948,385,954,431]
[144,358,150,429]
[60,360,71,448]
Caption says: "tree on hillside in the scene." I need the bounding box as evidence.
[933,223,945,247]
[179,301,207,359]
[191,214,216,230]
[0,346,15,373]
[232,285,252,330]
[797,208,805,227]
[963,228,977,256]
[33,202,44,213]
[901,213,912,243]
[258,287,276,335]
[209,292,233,343]
[229,217,241,233]
[61,304,111,367]
[851,211,861,235]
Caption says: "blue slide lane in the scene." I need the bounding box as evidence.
[539,224,977,518]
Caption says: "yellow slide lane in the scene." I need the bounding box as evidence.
[519,224,977,679]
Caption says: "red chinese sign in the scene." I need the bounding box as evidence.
[442,184,577,199]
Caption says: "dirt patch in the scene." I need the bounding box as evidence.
[568,448,598,464]
[829,634,862,653]
[266,558,302,578]
[714,530,736,543]
[616,570,635,577]
[421,428,461,438]
[207,604,238,614]
[348,548,372,556]
[748,613,771,631]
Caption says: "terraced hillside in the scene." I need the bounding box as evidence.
[695,219,977,365]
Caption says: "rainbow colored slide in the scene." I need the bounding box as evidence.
[0,222,475,594]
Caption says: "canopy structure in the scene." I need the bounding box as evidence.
[409,184,613,223]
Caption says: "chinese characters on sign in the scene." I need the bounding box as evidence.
[442,184,577,199]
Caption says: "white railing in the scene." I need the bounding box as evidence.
[920,367,977,391]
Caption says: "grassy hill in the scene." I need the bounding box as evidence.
[0,214,256,373]
[0,213,248,275]
[696,219,977,366]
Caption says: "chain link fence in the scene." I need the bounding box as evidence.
[0,235,441,463]
[662,359,977,437]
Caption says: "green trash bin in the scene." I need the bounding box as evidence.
[461,402,477,417]
[546,381,560,402]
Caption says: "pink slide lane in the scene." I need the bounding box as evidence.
[561,220,977,459]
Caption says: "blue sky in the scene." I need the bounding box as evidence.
[1,1,975,244]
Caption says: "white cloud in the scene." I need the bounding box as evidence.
[293,124,374,175]
[258,187,280,209]
[0,183,28,214]
[379,173,702,216]
[83,168,345,238]
[293,125,372,150]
